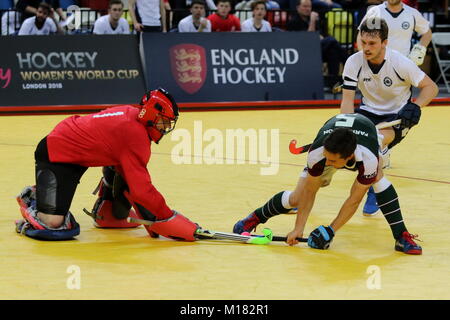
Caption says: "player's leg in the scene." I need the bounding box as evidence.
[15,137,86,240]
[233,190,294,234]
[232,166,336,234]
[354,109,399,215]
[372,170,422,255]
[86,166,140,228]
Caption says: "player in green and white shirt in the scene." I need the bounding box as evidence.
[233,113,423,255]
[307,114,379,185]
[357,0,432,66]
[342,17,438,215]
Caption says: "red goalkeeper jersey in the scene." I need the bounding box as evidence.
[207,13,241,32]
[46,105,173,219]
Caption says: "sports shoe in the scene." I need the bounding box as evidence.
[233,212,261,234]
[395,232,422,255]
[363,186,379,216]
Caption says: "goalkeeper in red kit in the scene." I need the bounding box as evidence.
[15,88,199,241]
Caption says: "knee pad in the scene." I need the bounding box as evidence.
[36,169,57,214]
[88,171,139,228]
[92,198,140,228]
[15,213,80,241]
[16,186,80,240]
[148,212,198,241]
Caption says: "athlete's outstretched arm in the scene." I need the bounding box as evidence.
[330,179,371,231]
[419,29,432,48]
[340,88,356,114]
[286,173,322,245]
[415,74,438,108]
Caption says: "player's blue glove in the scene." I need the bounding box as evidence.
[398,102,421,129]
[308,225,335,249]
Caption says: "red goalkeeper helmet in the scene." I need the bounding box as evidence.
[137,88,179,143]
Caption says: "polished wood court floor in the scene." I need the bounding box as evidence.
[1,107,449,300]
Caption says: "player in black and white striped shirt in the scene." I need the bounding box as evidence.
[341,17,438,215]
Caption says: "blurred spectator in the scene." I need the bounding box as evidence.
[178,0,211,32]
[169,0,216,29]
[366,0,383,6]
[275,0,342,11]
[241,0,272,31]
[79,0,109,10]
[2,10,22,35]
[163,0,171,10]
[336,0,368,10]
[402,0,418,9]
[93,0,130,34]
[207,0,241,31]
[59,0,77,9]
[236,0,280,10]
[287,0,346,88]
[129,0,167,32]
[16,0,66,23]
[236,0,279,24]
[312,0,341,12]
[18,2,63,34]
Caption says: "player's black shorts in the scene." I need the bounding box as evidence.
[34,137,88,215]
[355,108,408,149]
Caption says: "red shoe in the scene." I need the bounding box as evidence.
[395,232,422,255]
[233,212,261,234]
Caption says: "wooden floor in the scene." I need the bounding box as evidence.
[0,106,449,300]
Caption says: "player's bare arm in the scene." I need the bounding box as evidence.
[414,74,439,108]
[419,29,432,48]
[160,0,167,32]
[340,88,356,114]
[286,173,322,246]
[128,0,143,32]
[330,179,371,231]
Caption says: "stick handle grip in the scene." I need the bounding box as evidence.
[272,236,308,242]
[375,119,401,129]
[127,217,154,226]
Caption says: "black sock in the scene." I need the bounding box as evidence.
[254,191,292,223]
[375,185,407,239]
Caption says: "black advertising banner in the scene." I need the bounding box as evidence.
[141,32,324,102]
[0,35,145,107]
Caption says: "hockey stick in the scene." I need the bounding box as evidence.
[289,119,402,155]
[271,235,308,242]
[127,217,273,245]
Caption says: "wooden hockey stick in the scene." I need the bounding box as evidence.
[289,119,402,155]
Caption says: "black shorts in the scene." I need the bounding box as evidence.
[34,137,88,215]
[355,108,408,149]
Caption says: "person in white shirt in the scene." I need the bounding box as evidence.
[357,0,432,66]
[18,2,61,35]
[178,0,211,33]
[1,11,21,35]
[241,1,272,32]
[341,17,438,216]
[129,0,166,33]
[93,0,130,34]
